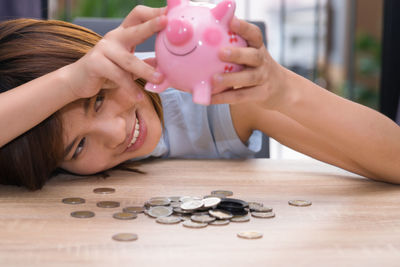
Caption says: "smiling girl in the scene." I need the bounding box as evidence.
[0,6,399,190]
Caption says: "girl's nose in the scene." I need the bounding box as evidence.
[94,116,127,149]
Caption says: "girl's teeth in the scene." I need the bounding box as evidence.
[130,115,140,146]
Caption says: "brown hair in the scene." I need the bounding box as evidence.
[0,19,163,190]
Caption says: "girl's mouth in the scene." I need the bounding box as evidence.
[126,111,147,152]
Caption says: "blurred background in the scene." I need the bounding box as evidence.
[1,0,395,160]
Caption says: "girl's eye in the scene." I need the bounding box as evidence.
[73,137,86,159]
[94,94,105,112]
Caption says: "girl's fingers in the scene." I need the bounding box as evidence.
[116,14,167,49]
[230,17,264,48]
[212,68,266,94]
[122,5,167,28]
[102,43,163,84]
[97,57,137,92]
[219,46,265,67]
[143,57,157,68]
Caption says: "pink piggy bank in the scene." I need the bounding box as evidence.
[145,0,247,105]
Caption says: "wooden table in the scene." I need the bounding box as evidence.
[1,159,399,267]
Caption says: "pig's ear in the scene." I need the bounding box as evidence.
[211,1,236,25]
[167,0,186,10]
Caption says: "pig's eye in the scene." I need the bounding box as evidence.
[181,15,185,19]
[191,17,194,20]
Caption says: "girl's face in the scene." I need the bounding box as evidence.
[59,83,162,175]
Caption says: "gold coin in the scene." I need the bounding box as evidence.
[148,206,173,218]
[123,206,144,213]
[148,197,171,206]
[112,233,138,242]
[70,211,95,218]
[96,201,120,208]
[191,214,216,223]
[209,219,230,226]
[231,215,250,222]
[93,187,116,194]
[237,231,263,239]
[62,197,85,204]
[251,211,275,219]
[113,212,137,220]
[289,200,312,207]
[209,209,233,220]
[211,190,233,197]
[156,216,182,224]
[182,220,208,229]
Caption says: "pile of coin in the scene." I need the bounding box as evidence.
[62,188,312,241]
[140,190,277,239]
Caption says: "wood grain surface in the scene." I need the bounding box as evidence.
[1,159,400,267]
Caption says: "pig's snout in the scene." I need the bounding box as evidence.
[166,19,193,46]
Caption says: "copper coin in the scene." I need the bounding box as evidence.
[93,187,115,194]
[96,201,120,208]
[70,211,95,218]
[62,197,85,204]
[112,233,138,242]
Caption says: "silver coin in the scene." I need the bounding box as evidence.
[191,214,216,223]
[251,206,273,212]
[209,209,233,220]
[156,216,182,224]
[148,197,171,206]
[209,219,230,226]
[62,197,85,204]
[96,201,120,208]
[173,207,193,215]
[70,210,95,218]
[248,202,264,210]
[113,212,138,220]
[181,200,203,211]
[230,215,250,222]
[170,202,181,208]
[148,206,173,218]
[202,197,221,208]
[180,196,202,203]
[169,196,181,202]
[211,190,233,197]
[93,187,115,194]
[112,233,138,242]
[182,220,208,229]
[123,206,144,213]
[237,231,263,239]
[251,211,275,218]
[288,200,312,207]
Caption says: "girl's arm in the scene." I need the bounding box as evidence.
[0,6,166,148]
[215,19,400,183]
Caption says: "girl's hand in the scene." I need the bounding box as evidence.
[65,6,167,100]
[210,18,287,110]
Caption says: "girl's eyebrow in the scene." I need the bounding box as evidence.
[63,98,91,160]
